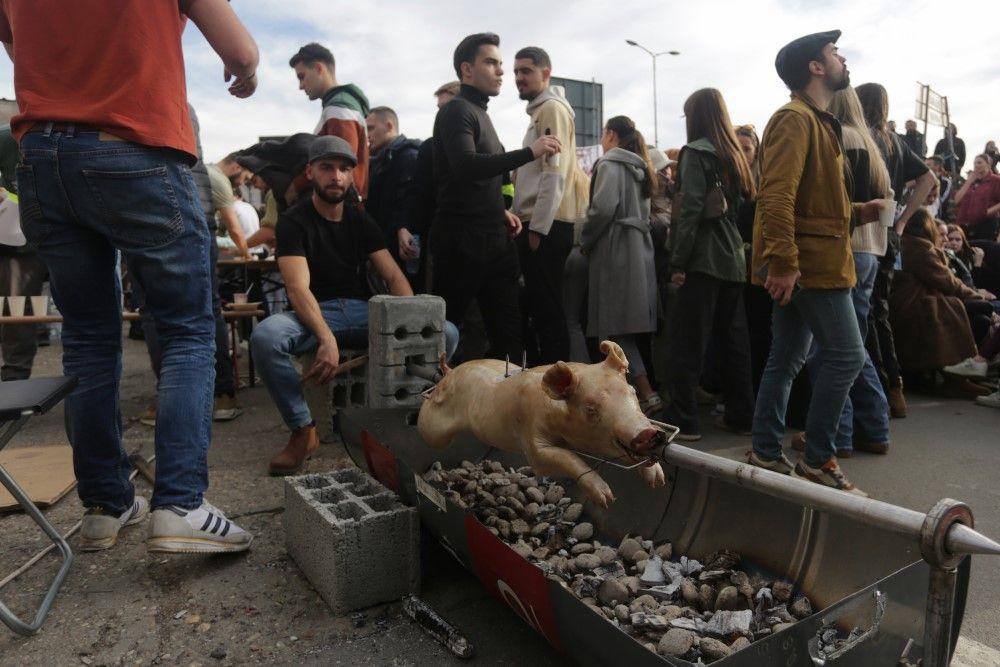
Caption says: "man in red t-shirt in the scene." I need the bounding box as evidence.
[0,0,259,555]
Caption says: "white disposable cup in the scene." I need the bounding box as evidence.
[233,292,248,304]
[879,191,896,227]
[7,296,25,317]
[0,297,5,316]
[30,295,48,317]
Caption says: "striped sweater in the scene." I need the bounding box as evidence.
[315,84,371,197]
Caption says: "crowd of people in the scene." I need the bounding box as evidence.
[1,1,998,554]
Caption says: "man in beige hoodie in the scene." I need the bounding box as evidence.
[512,46,589,364]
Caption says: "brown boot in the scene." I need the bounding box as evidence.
[940,375,992,399]
[887,380,907,418]
[268,424,320,476]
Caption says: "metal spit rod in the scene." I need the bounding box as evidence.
[661,443,1000,558]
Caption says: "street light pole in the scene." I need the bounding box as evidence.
[625,40,680,148]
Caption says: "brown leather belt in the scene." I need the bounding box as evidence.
[28,121,102,134]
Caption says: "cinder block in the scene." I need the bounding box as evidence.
[367,371,433,409]
[368,294,445,336]
[284,468,420,614]
[299,349,366,442]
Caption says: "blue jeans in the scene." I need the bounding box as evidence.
[251,298,460,430]
[807,253,889,451]
[18,127,216,513]
[752,287,865,467]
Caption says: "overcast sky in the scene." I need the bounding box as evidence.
[6,0,999,166]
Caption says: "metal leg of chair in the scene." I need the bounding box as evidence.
[0,412,74,636]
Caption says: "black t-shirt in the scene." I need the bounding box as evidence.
[875,132,929,202]
[275,197,386,302]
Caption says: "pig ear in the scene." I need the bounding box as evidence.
[599,340,629,374]
[542,362,577,400]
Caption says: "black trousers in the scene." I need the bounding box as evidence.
[664,272,754,433]
[518,220,574,365]
[867,234,902,389]
[433,224,523,362]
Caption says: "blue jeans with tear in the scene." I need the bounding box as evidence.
[18,126,216,514]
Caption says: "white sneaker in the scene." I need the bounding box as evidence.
[147,501,252,554]
[942,357,988,378]
[975,390,1000,409]
[80,497,150,551]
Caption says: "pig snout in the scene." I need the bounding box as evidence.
[630,427,664,453]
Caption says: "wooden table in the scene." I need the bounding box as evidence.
[0,310,265,388]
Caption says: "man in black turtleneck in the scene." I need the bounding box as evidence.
[431,32,560,361]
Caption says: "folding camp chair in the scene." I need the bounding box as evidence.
[0,376,77,636]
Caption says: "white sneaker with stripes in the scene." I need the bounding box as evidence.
[147,501,252,554]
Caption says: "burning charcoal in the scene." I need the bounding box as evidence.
[485,460,505,473]
[623,576,641,595]
[678,556,703,577]
[460,460,476,471]
[497,506,517,520]
[657,628,697,658]
[544,485,565,504]
[715,586,739,611]
[704,610,753,638]
[571,542,594,555]
[593,563,627,582]
[505,497,524,514]
[668,617,703,633]
[495,483,518,498]
[496,519,510,540]
[598,578,630,606]
[704,550,740,571]
[563,503,583,522]
[629,594,657,614]
[522,502,539,519]
[424,470,443,484]
[594,546,618,565]
[558,497,571,506]
[659,605,683,621]
[618,537,643,561]
[517,476,538,489]
[790,596,813,619]
[510,519,530,537]
[511,541,532,558]
[699,637,733,663]
[730,571,754,600]
[640,556,666,586]
[536,504,560,522]
[699,584,717,611]
[754,587,773,605]
[525,487,545,504]
[654,543,673,560]
[641,582,682,600]
[765,604,794,625]
[574,553,601,572]
[772,580,793,603]
[571,522,594,541]
[680,579,700,605]
[698,569,730,583]
[531,547,550,561]
[531,522,551,537]
[772,622,796,634]
[615,604,630,622]
[730,636,751,652]
[631,612,670,630]
[487,527,499,537]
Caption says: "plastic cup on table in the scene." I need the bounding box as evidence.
[30,295,48,317]
[7,296,25,317]
[233,292,248,305]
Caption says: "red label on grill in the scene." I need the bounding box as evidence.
[361,430,398,492]
[464,515,563,651]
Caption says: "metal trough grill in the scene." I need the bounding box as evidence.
[340,407,997,666]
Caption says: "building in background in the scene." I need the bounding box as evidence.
[550,77,603,148]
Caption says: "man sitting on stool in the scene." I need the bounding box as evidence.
[252,136,456,474]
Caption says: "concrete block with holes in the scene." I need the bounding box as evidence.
[284,467,420,613]
[298,348,367,442]
[367,295,445,409]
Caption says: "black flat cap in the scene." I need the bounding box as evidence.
[775,30,841,90]
[307,135,357,166]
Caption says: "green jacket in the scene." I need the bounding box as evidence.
[670,138,746,283]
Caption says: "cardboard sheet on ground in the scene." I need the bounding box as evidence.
[0,445,75,511]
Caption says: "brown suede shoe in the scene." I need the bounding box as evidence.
[887,381,907,418]
[268,424,320,476]
[790,431,852,458]
[941,375,992,399]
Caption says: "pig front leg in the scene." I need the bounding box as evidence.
[638,462,665,488]
[526,441,615,508]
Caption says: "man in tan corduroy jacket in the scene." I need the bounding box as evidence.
[747,30,882,497]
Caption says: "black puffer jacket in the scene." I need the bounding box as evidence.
[367,134,420,257]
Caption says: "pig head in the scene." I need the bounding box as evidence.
[417,340,668,507]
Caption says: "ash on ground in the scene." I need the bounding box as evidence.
[423,460,817,663]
